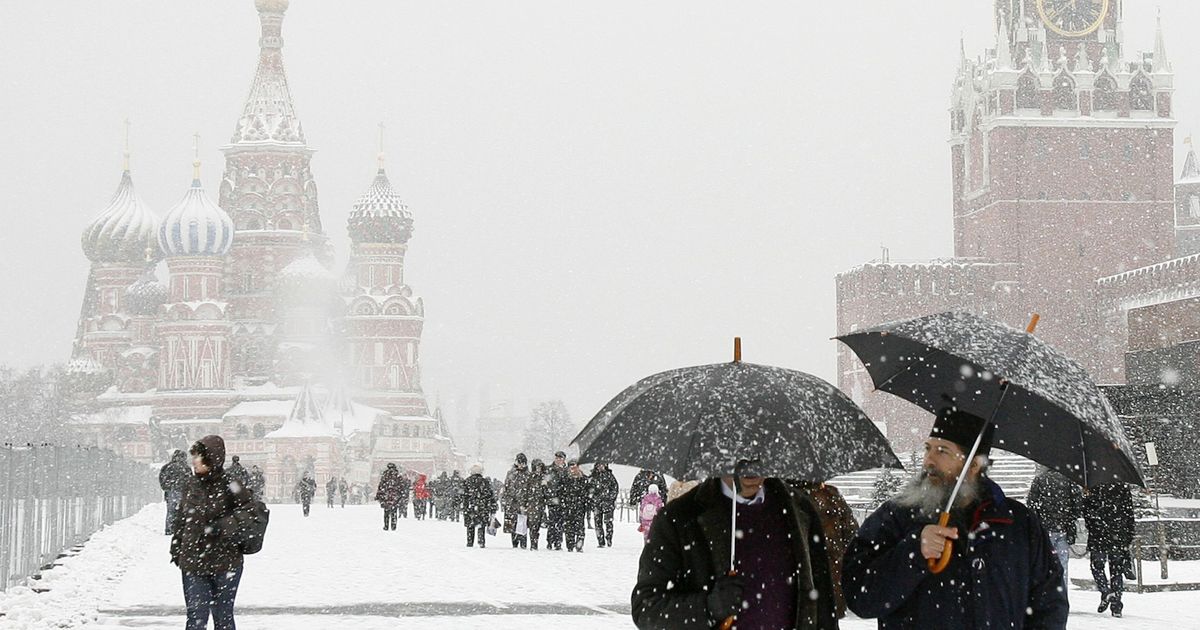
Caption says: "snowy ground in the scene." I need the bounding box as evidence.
[1,503,1198,629]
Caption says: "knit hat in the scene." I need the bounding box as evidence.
[930,408,994,456]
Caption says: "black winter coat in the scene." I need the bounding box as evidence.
[170,436,256,575]
[525,466,550,523]
[158,454,189,495]
[462,473,498,525]
[376,469,405,509]
[1083,482,1135,553]
[1027,470,1084,543]
[226,461,250,492]
[296,477,317,502]
[842,477,1067,629]
[561,473,590,518]
[590,469,619,511]
[631,478,838,630]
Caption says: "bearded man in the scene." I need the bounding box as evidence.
[841,408,1068,629]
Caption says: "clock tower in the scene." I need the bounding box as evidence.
[951,0,1175,379]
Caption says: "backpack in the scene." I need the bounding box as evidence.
[237,497,271,555]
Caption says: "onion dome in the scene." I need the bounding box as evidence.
[124,271,168,316]
[347,168,414,244]
[81,171,161,264]
[159,168,234,257]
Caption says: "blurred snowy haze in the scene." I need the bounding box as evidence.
[0,0,1191,434]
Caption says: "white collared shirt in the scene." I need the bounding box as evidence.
[721,479,766,505]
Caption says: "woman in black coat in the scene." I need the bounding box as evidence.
[462,464,497,548]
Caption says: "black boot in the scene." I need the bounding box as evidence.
[1098,593,1111,613]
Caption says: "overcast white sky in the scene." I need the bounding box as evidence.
[0,1,1190,432]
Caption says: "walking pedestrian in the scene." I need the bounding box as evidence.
[376,464,403,530]
[462,464,497,548]
[525,459,549,550]
[590,461,619,548]
[325,476,337,509]
[225,455,249,492]
[502,453,532,548]
[1027,466,1084,592]
[295,472,316,517]
[637,484,663,544]
[170,435,256,630]
[247,465,266,500]
[841,409,1067,628]
[1084,482,1135,618]
[562,458,590,552]
[546,450,569,550]
[412,474,430,520]
[159,450,189,535]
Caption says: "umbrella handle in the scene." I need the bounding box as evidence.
[1026,313,1040,334]
[926,512,953,574]
[719,570,737,630]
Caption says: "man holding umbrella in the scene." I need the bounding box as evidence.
[631,466,839,630]
[841,409,1068,628]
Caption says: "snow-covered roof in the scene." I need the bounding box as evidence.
[266,384,335,438]
[71,405,154,425]
[158,418,223,426]
[223,400,294,418]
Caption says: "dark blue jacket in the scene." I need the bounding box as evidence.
[842,478,1067,629]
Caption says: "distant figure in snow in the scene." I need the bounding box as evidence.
[525,459,550,550]
[462,464,497,548]
[629,469,667,507]
[247,465,266,500]
[295,472,317,517]
[412,474,431,520]
[225,455,249,493]
[637,483,664,544]
[170,435,255,630]
[561,458,591,552]
[338,477,349,508]
[397,473,411,518]
[326,476,337,508]
[590,461,619,548]
[1084,482,1135,618]
[546,451,569,550]
[502,453,532,548]
[376,463,404,530]
[158,449,190,535]
[1027,466,1084,592]
[448,470,464,521]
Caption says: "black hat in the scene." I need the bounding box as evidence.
[930,408,994,456]
[515,453,527,465]
[231,455,240,463]
[554,450,566,459]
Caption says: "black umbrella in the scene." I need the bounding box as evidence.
[572,343,902,481]
[836,310,1143,489]
[573,339,900,630]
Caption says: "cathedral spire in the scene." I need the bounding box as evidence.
[1153,9,1171,73]
[230,0,305,146]
[122,118,131,172]
[995,13,1011,70]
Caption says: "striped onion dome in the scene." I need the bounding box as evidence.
[81,170,161,264]
[158,175,234,257]
[347,168,413,244]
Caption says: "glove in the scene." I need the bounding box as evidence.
[706,573,745,622]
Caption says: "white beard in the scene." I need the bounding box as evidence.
[893,469,981,515]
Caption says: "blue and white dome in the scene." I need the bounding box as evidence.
[158,173,234,257]
[81,170,160,264]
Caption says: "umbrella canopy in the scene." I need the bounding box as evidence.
[837,310,1143,488]
[572,361,901,481]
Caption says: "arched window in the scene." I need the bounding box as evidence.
[1016,72,1040,109]
[1052,73,1077,110]
[277,218,293,230]
[1093,75,1118,111]
[1130,74,1154,110]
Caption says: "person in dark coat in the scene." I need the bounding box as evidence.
[225,455,249,493]
[590,461,619,548]
[448,470,464,522]
[159,450,189,535]
[789,480,858,619]
[525,459,550,550]
[338,477,349,508]
[170,435,255,630]
[546,450,569,550]
[247,465,266,500]
[376,463,404,530]
[561,458,591,552]
[1027,466,1084,591]
[629,468,668,507]
[1084,482,1135,617]
[842,409,1067,629]
[631,474,839,630]
[396,472,411,518]
[462,464,497,548]
[295,472,317,517]
[502,453,532,548]
[326,477,337,509]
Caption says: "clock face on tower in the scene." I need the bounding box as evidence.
[1036,0,1109,37]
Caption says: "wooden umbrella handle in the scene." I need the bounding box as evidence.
[926,512,953,574]
[1026,313,1040,334]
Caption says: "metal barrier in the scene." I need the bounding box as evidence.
[0,444,158,592]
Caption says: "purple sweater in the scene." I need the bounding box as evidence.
[732,491,798,629]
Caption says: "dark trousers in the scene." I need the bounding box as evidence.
[594,506,614,546]
[528,518,542,549]
[327,494,334,508]
[301,500,311,516]
[182,566,243,630]
[466,523,486,547]
[565,513,586,551]
[547,506,564,549]
[414,500,426,520]
[383,507,397,530]
[399,500,408,518]
[1091,551,1127,608]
